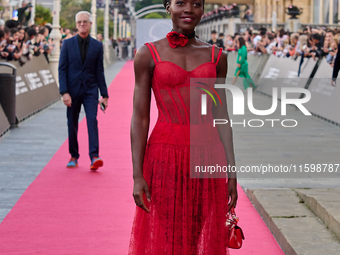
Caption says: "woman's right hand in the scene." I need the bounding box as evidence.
[133,177,151,213]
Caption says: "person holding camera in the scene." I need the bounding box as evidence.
[332,41,340,86]
[308,33,326,60]
[39,26,54,63]
[17,1,32,27]
[2,28,23,62]
[25,27,39,58]
[207,30,224,49]
[0,30,9,59]
[243,7,254,22]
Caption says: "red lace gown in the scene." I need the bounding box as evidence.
[129,42,229,255]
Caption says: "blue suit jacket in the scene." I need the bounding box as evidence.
[58,35,108,99]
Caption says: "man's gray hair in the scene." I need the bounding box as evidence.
[75,11,93,23]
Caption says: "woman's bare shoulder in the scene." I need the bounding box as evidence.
[135,44,151,60]
[194,38,226,59]
[195,38,213,48]
[149,38,168,47]
[134,44,153,69]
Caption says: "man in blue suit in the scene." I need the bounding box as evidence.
[59,11,108,170]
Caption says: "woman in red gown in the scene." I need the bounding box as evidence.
[129,0,238,254]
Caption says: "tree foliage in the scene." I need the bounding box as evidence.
[144,13,163,19]
[135,0,169,18]
[135,0,163,12]
[60,0,92,29]
[96,9,110,37]
[34,4,68,27]
[35,5,52,25]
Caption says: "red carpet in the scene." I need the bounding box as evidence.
[0,60,283,254]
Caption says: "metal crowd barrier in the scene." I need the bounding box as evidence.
[0,55,60,137]
[254,54,340,125]
[226,52,339,125]
[226,52,269,85]
[304,59,340,125]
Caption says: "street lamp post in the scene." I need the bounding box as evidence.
[30,0,36,25]
[49,0,62,85]
[91,0,97,38]
[118,13,123,39]
[113,8,118,40]
[128,0,136,51]
[104,0,110,63]
[122,19,126,38]
[126,21,129,39]
[339,0,340,24]
[104,0,109,42]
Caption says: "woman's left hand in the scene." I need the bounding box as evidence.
[228,178,238,212]
[237,64,241,68]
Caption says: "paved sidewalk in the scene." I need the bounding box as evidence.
[230,88,340,255]
[247,188,340,255]
[0,60,126,223]
[230,90,340,187]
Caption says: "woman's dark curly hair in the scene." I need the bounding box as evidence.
[163,0,205,8]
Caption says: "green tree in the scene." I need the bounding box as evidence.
[34,5,68,27]
[35,5,52,25]
[60,0,83,29]
[60,17,68,28]
[80,0,92,12]
[84,8,113,37]
[97,16,113,38]
[60,0,98,29]
[135,0,163,12]
[144,13,163,19]
[135,0,169,19]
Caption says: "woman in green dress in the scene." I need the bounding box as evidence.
[231,37,256,89]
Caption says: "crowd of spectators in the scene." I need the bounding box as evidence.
[0,17,83,66]
[0,13,131,65]
[215,26,339,67]
[0,19,54,65]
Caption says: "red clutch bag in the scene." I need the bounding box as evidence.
[226,208,245,249]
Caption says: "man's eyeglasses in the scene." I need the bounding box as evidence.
[77,20,89,25]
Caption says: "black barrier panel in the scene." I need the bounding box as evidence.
[11,55,60,121]
[0,62,17,128]
[252,54,270,84]
[257,55,316,99]
[0,106,10,136]
[305,59,340,124]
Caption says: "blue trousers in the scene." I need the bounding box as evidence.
[67,87,99,160]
